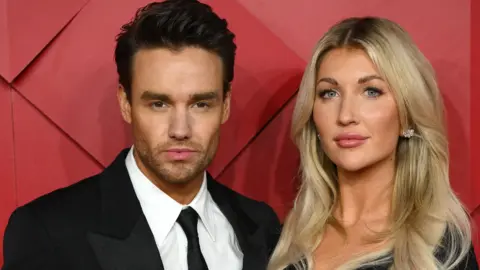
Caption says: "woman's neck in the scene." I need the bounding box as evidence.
[334,159,395,228]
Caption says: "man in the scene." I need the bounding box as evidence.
[2,1,281,269]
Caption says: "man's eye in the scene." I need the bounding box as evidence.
[151,102,166,108]
[194,102,209,108]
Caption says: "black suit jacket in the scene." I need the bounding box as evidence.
[2,149,282,270]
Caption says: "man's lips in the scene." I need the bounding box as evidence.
[164,148,197,161]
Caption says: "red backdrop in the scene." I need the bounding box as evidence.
[0,0,478,266]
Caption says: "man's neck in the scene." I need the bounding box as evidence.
[153,176,204,205]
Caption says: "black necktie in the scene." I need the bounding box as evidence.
[176,207,209,270]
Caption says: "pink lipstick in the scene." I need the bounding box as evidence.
[333,133,369,148]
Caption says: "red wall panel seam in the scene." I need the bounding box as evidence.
[216,90,299,179]
[9,84,18,207]
[10,88,105,169]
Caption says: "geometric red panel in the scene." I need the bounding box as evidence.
[236,0,470,63]
[0,0,88,82]
[445,94,473,210]
[0,81,16,267]
[12,90,103,206]
[472,0,480,214]
[218,96,299,220]
[0,0,9,81]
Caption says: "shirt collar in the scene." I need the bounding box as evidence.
[186,173,216,241]
[125,147,216,244]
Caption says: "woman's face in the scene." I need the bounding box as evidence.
[313,48,401,172]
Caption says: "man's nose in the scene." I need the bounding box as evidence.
[168,108,192,140]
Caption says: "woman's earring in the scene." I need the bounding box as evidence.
[401,128,414,138]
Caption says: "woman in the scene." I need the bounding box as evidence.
[268,17,478,270]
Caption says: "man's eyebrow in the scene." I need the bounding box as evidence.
[190,91,219,101]
[139,90,220,102]
[140,91,171,102]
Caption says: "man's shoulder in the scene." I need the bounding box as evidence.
[16,173,103,222]
[209,178,263,204]
[208,178,282,254]
[208,178,279,223]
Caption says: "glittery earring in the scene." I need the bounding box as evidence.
[401,128,414,138]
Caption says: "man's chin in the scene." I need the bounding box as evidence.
[166,178,196,185]
[149,155,210,185]
[154,166,204,185]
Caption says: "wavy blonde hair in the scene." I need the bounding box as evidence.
[268,17,472,270]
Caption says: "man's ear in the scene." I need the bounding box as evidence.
[221,91,231,124]
[117,85,132,124]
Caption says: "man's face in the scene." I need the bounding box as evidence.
[118,47,230,185]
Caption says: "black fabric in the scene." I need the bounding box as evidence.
[284,237,479,270]
[357,244,479,270]
[176,207,208,270]
[2,148,282,270]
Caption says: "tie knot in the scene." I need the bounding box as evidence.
[176,207,200,239]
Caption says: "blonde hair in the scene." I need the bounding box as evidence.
[268,17,472,270]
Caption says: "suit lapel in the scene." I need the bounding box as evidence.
[87,149,164,270]
[87,215,164,270]
[207,174,269,270]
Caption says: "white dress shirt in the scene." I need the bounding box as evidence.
[125,147,243,270]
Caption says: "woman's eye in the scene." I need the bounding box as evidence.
[365,87,383,97]
[319,89,338,99]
